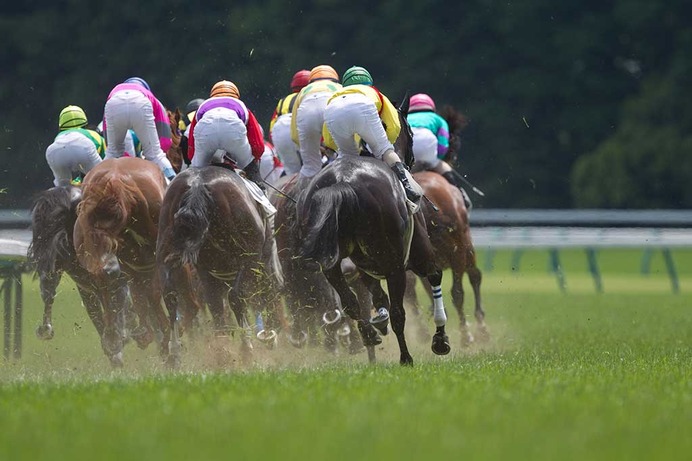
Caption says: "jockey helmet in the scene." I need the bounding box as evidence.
[185,98,205,113]
[124,77,150,91]
[59,105,88,130]
[290,69,310,91]
[409,93,436,112]
[342,66,373,87]
[308,65,339,83]
[210,80,240,99]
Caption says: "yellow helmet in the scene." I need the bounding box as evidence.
[308,65,339,83]
[59,105,88,130]
[210,80,240,99]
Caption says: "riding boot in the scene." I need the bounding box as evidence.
[243,160,265,192]
[441,171,472,211]
[391,162,422,204]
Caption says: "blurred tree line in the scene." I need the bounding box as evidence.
[0,0,688,209]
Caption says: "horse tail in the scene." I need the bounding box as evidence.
[28,187,77,275]
[170,179,213,266]
[298,182,358,270]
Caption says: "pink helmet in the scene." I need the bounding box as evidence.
[409,93,436,112]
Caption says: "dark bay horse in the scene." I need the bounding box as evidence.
[157,166,284,367]
[271,173,359,354]
[28,185,107,340]
[296,108,450,365]
[406,172,488,345]
[73,157,168,366]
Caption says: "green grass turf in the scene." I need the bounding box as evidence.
[0,249,690,460]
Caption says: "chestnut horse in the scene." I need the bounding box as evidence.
[166,109,184,173]
[406,172,488,345]
[73,157,168,366]
[28,185,110,341]
[157,166,284,367]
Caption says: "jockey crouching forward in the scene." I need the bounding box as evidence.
[46,105,105,187]
[187,80,276,219]
[322,66,423,207]
[408,93,472,209]
[290,65,342,188]
[269,69,309,175]
[103,77,177,182]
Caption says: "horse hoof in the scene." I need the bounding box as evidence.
[35,324,54,340]
[431,332,451,356]
[166,354,181,369]
[336,323,351,337]
[257,329,278,350]
[477,326,491,343]
[400,355,414,366]
[360,327,382,347]
[109,352,124,368]
[131,326,153,349]
[370,307,390,335]
[288,331,308,349]
[322,309,342,326]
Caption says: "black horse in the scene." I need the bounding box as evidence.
[295,108,450,365]
[157,166,284,367]
[27,186,108,341]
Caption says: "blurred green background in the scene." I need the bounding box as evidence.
[1,0,690,209]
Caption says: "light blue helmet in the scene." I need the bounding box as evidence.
[124,77,150,91]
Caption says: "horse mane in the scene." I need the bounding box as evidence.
[439,105,469,166]
[27,187,79,275]
[76,171,140,272]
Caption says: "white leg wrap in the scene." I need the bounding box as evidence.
[431,285,447,327]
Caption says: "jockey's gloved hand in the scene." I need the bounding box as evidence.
[163,167,176,182]
[244,160,265,191]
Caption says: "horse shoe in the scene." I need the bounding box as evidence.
[322,309,342,326]
[288,330,308,348]
[256,329,278,346]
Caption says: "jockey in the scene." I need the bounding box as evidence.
[408,93,471,208]
[103,77,177,181]
[260,140,285,186]
[322,66,423,205]
[290,65,342,183]
[97,121,141,159]
[179,98,205,168]
[186,80,265,188]
[269,69,309,175]
[45,105,105,187]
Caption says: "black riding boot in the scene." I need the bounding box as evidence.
[391,162,422,203]
[243,160,265,192]
[441,171,472,211]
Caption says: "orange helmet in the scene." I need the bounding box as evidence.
[210,80,240,99]
[308,65,339,83]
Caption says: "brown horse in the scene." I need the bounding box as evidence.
[271,174,360,354]
[296,102,451,365]
[157,166,284,367]
[166,109,184,173]
[406,172,488,346]
[28,185,109,341]
[73,157,168,366]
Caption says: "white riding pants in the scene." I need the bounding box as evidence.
[45,131,102,187]
[296,92,331,178]
[191,107,253,169]
[271,114,301,175]
[411,127,441,169]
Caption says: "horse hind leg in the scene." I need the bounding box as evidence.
[76,285,105,337]
[467,265,489,342]
[324,265,381,363]
[386,269,414,366]
[36,271,61,340]
[427,270,451,356]
[450,268,474,347]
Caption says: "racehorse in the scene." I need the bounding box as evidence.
[406,172,488,346]
[28,185,108,341]
[166,109,184,173]
[73,157,168,366]
[271,174,360,354]
[295,104,450,365]
[157,166,284,367]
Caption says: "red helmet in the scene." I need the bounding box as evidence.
[290,70,310,92]
[410,93,436,112]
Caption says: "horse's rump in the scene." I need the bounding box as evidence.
[28,186,81,275]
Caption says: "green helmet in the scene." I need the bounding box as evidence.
[59,105,88,130]
[342,66,373,87]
